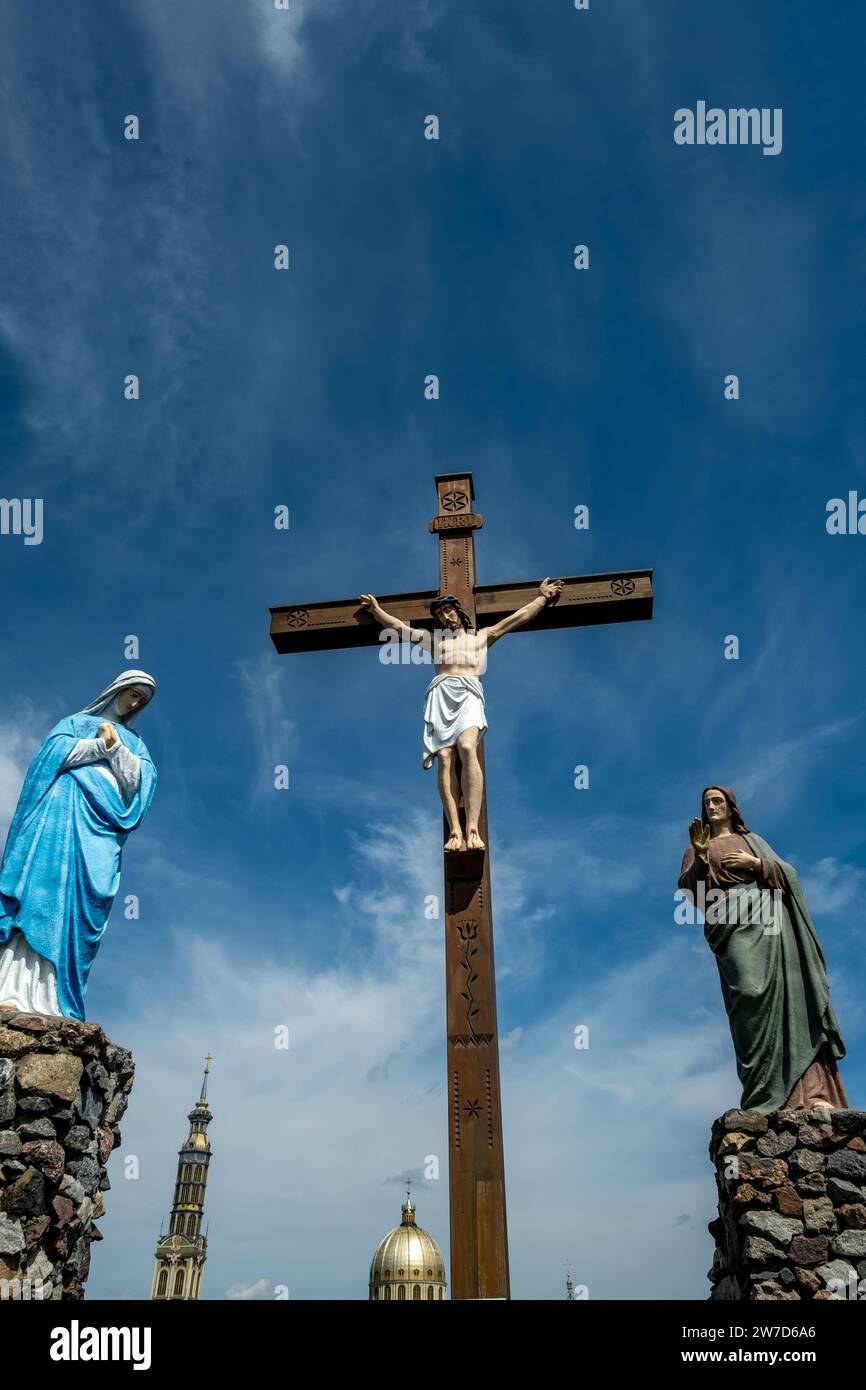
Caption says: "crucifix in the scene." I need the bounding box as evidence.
[269,472,653,1300]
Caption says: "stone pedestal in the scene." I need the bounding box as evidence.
[0,1009,134,1300]
[708,1107,866,1300]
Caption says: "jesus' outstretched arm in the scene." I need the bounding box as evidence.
[359,594,432,653]
[484,577,563,646]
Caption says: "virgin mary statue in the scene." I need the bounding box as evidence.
[0,671,157,1021]
[678,785,848,1113]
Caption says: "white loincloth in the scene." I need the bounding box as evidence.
[422,674,487,769]
[0,931,61,1016]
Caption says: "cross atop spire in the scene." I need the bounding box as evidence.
[200,1054,213,1102]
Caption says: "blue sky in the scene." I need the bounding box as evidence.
[1,1,865,1300]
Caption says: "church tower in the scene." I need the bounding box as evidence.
[149,1056,214,1301]
[369,1181,447,1300]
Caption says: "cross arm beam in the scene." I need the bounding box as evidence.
[269,569,653,654]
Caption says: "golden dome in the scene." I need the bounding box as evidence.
[369,1191,447,1301]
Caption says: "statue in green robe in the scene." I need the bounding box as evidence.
[678,786,848,1113]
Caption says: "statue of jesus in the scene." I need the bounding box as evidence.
[678,785,849,1112]
[360,579,563,852]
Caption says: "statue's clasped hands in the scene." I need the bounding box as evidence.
[97,721,119,750]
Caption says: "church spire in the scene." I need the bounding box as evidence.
[149,1057,214,1301]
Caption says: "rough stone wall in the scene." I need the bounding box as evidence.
[0,1009,134,1300]
[709,1107,866,1300]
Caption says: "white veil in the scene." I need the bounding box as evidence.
[80,670,156,725]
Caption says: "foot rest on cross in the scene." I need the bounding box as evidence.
[444,845,486,879]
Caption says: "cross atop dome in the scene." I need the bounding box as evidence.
[402,1176,415,1225]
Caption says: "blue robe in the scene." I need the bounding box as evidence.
[0,714,156,1020]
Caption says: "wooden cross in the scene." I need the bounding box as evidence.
[269,473,653,1300]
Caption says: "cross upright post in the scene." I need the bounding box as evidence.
[429,472,509,1300]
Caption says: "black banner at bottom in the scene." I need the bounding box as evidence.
[1,1296,859,1375]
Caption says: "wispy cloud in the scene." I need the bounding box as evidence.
[224,1278,272,1301]
[0,702,41,841]
[236,656,298,803]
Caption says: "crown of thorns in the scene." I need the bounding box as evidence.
[430,594,463,614]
